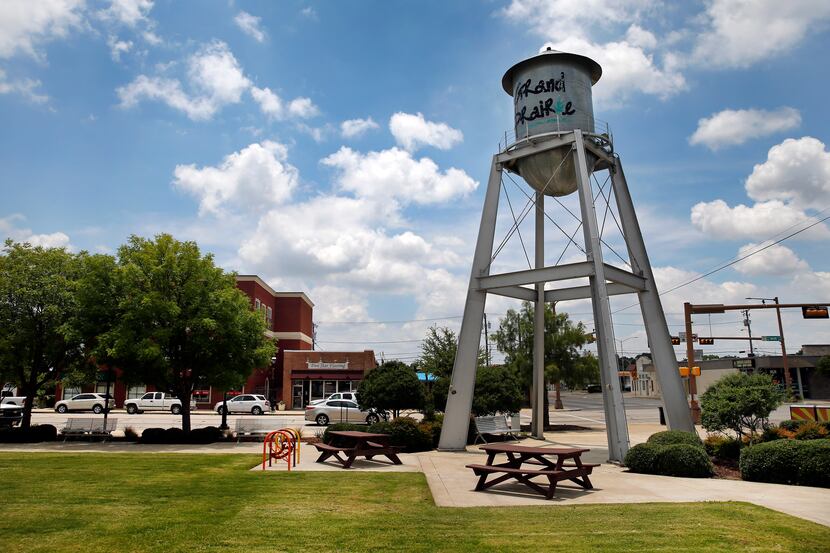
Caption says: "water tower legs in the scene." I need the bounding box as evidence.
[437,157,503,451]
[609,157,695,433]
[573,131,630,462]
[531,192,545,440]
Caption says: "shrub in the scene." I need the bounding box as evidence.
[0,424,58,443]
[388,417,434,452]
[798,440,830,488]
[624,443,660,473]
[700,373,784,441]
[140,427,167,443]
[794,421,829,441]
[139,426,222,444]
[418,419,442,448]
[704,435,742,461]
[656,444,714,477]
[188,426,223,444]
[759,426,789,443]
[779,419,803,432]
[740,439,803,485]
[647,430,703,449]
[123,426,139,441]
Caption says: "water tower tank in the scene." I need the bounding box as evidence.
[502,48,602,196]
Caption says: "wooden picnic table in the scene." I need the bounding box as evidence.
[466,443,598,500]
[314,431,403,468]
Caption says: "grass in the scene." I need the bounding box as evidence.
[1,453,828,553]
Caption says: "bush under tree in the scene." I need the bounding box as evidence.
[700,373,784,443]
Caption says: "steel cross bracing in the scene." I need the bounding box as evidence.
[438,129,695,463]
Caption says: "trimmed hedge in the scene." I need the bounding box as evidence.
[0,424,57,443]
[624,443,661,474]
[647,430,704,449]
[140,426,223,444]
[369,417,434,452]
[624,441,713,478]
[740,438,830,488]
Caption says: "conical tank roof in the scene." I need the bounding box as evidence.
[501,47,602,95]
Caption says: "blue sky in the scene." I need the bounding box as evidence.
[2,0,830,362]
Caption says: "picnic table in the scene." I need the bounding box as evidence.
[466,443,598,500]
[313,431,402,469]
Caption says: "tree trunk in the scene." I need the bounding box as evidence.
[20,369,39,430]
[554,381,564,410]
[177,383,192,433]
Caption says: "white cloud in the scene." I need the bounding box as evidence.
[117,41,250,120]
[234,11,266,42]
[0,68,49,103]
[107,34,133,61]
[690,199,830,240]
[321,146,478,204]
[745,137,830,210]
[99,0,153,28]
[625,23,657,49]
[0,0,85,59]
[287,97,320,118]
[653,265,758,308]
[389,112,463,151]
[300,6,317,19]
[734,242,809,276]
[501,0,654,41]
[296,123,330,143]
[173,141,298,216]
[689,107,801,150]
[693,0,830,69]
[250,86,282,119]
[341,117,379,138]
[0,214,71,249]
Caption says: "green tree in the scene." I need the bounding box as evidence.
[357,360,425,418]
[816,356,830,377]
[84,234,275,432]
[700,372,785,442]
[419,326,459,379]
[493,302,591,424]
[470,365,523,416]
[0,240,90,428]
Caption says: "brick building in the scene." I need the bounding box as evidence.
[56,274,377,410]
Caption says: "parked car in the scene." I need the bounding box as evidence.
[305,399,380,426]
[1,383,26,406]
[213,394,269,415]
[0,403,23,427]
[308,391,358,407]
[586,384,602,393]
[124,392,187,414]
[54,393,115,414]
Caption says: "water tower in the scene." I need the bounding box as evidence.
[438,48,694,462]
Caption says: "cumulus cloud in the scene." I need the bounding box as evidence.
[0,0,85,59]
[107,35,133,61]
[745,137,830,210]
[287,97,320,118]
[234,11,266,42]
[653,265,758,308]
[389,112,463,151]
[98,0,154,28]
[173,141,298,216]
[693,0,830,68]
[250,86,320,121]
[321,146,478,204]
[689,107,801,150]
[341,117,379,138]
[733,242,809,276]
[690,199,830,240]
[117,41,250,120]
[0,214,71,249]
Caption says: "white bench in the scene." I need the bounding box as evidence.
[62,418,117,440]
[234,419,279,442]
[473,414,522,444]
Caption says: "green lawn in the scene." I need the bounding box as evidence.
[1,453,828,553]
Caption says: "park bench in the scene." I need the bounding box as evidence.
[61,418,117,440]
[235,419,279,442]
[473,414,522,444]
[313,443,357,466]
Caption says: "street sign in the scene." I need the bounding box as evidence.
[733,358,755,369]
[762,335,781,342]
[694,349,703,362]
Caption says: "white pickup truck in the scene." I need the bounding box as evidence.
[1,384,26,407]
[124,392,187,414]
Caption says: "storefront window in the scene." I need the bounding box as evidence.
[63,386,81,399]
[324,381,337,397]
[127,385,146,399]
[311,380,323,401]
[337,381,353,393]
[192,389,211,403]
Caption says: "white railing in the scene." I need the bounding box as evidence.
[498,117,613,153]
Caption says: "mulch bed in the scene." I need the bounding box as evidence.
[712,458,742,480]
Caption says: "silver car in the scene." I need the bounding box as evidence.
[214,394,269,415]
[305,399,380,426]
[54,393,115,414]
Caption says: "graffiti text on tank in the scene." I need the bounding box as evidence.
[515,98,575,125]
[514,73,567,102]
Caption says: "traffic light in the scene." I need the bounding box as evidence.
[802,305,829,319]
[671,336,680,345]
[691,366,701,376]
[679,366,701,377]
[699,337,715,345]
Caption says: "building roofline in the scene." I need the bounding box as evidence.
[235,275,314,307]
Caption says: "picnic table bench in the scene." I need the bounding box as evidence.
[473,414,522,444]
[466,443,599,500]
[314,431,402,468]
[61,418,118,440]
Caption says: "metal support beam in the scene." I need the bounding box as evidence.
[610,156,695,432]
[477,262,593,290]
[438,158,502,450]
[488,286,537,302]
[603,264,647,291]
[574,130,630,462]
[532,192,545,439]
[545,282,639,303]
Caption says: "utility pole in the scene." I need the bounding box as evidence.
[747,296,798,399]
[742,310,755,357]
[683,302,700,424]
[483,313,490,368]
